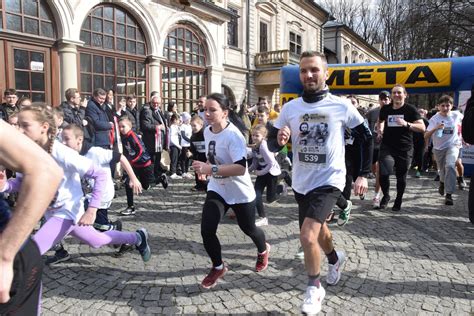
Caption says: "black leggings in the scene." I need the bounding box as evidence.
[379,145,413,201]
[254,173,278,218]
[201,191,267,267]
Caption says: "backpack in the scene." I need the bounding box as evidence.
[462,101,474,144]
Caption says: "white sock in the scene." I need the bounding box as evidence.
[214,264,224,270]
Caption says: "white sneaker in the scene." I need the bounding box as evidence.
[337,201,352,226]
[295,246,304,260]
[326,251,346,286]
[183,173,194,179]
[170,173,182,180]
[372,196,380,208]
[301,285,326,315]
[255,217,268,227]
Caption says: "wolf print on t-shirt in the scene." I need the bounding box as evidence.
[297,113,328,166]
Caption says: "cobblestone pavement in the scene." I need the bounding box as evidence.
[41,172,473,315]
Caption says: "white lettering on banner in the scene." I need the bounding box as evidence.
[461,145,474,164]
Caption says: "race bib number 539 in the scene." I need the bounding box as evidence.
[298,152,327,164]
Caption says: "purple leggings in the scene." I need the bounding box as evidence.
[33,216,138,255]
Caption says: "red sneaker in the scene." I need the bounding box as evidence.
[201,264,228,289]
[256,243,271,272]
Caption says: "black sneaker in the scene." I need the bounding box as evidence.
[445,194,454,205]
[114,244,134,257]
[378,195,391,210]
[434,174,440,181]
[457,177,467,190]
[111,220,123,248]
[392,199,402,212]
[120,206,136,216]
[45,249,71,266]
[110,220,120,231]
[136,228,151,262]
[161,174,169,189]
[438,182,445,196]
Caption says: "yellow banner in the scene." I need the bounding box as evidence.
[327,61,451,89]
[280,93,298,106]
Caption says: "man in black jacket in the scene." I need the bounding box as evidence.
[0,89,19,122]
[86,88,113,149]
[60,88,87,127]
[125,95,140,134]
[140,94,168,188]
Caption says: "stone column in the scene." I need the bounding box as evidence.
[147,55,166,96]
[207,66,224,94]
[57,40,82,100]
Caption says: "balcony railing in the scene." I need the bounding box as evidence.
[255,49,300,67]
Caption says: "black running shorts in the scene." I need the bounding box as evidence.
[294,185,342,225]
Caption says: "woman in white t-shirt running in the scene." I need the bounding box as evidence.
[0,104,151,262]
[192,93,270,289]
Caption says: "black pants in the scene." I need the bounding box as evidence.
[125,165,154,207]
[379,144,413,203]
[169,146,180,174]
[412,137,425,170]
[201,191,266,267]
[180,147,190,174]
[0,239,43,316]
[151,152,165,180]
[254,173,278,218]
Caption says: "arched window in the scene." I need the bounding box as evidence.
[0,0,57,103]
[79,5,147,105]
[0,0,55,38]
[162,25,207,113]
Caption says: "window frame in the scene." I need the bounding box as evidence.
[162,25,208,113]
[227,7,239,48]
[289,31,302,55]
[77,4,148,105]
[259,21,268,52]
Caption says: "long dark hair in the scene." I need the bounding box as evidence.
[207,93,249,135]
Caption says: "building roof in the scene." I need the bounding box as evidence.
[324,20,387,61]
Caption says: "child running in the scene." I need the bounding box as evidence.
[169,113,182,179]
[119,117,155,216]
[248,124,282,226]
[0,103,151,262]
[45,123,144,264]
[62,124,143,229]
[180,112,193,179]
[192,93,270,289]
[189,115,207,191]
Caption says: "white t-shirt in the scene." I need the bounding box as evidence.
[274,94,364,194]
[84,147,115,209]
[205,122,256,204]
[48,141,93,224]
[169,124,181,148]
[181,123,192,147]
[427,111,463,150]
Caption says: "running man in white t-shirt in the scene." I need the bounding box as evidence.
[425,95,463,205]
[268,51,372,315]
